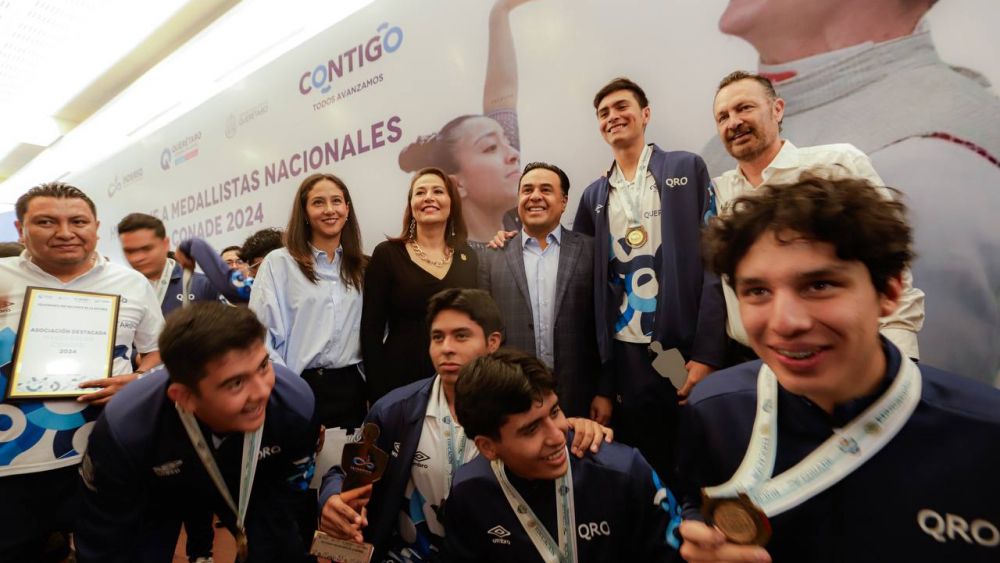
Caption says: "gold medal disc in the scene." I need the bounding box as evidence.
[626,226,648,248]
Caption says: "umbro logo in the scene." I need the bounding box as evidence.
[413,450,430,468]
[152,459,183,477]
[488,525,511,544]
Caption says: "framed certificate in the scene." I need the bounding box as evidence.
[5,287,120,400]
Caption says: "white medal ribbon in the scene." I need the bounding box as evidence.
[154,258,177,304]
[614,144,652,229]
[442,412,467,492]
[175,404,264,543]
[154,258,194,306]
[181,267,193,307]
[705,356,922,516]
[491,451,577,563]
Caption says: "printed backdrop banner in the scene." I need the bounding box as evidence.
[66,0,1000,383]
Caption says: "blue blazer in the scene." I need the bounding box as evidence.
[478,229,610,417]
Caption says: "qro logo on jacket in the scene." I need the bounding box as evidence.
[578,521,612,541]
[488,525,511,545]
[664,176,688,188]
[918,509,999,547]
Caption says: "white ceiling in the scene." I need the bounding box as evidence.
[0,0,374,208]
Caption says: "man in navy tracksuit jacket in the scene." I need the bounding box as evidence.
[178,237,256,303]
[117,213,220,315]
[572,78,726,479]
[75,303,320,563]
[318,290,613,561]
[677,176,1000,562]
[443,350,680,562]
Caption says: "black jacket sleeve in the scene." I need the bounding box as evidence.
[75,416,151,563]
[361,243,393,402]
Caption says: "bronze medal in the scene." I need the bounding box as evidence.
[236,527,249,561]
[701,493,771,546]
[625,226,648,248]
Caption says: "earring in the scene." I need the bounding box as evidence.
[450,220,455,238]
[408,218,416,240]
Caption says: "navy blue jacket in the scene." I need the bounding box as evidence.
[573,145,726,369]
[677,340,1000,562]
[442,439,679,562]
[178,237,253,303]
[160,261,221,316]
[76,365,319,563]
[319,377,435,560]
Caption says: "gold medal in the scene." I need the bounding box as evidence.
[626,226,648,248]
[236,527,249,562]
[701,493,771,546]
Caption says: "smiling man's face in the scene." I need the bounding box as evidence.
[714,78,784,163]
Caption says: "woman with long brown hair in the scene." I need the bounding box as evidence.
[361,167,479,402]
[249,172,368,429]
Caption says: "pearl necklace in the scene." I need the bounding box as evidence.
[409,239,453,267]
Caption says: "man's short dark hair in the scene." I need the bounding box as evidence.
[716,71,782,131]
[15,182,97,222]
[426,288,505,340]
[221,245,242,257]
[520,162,571,197]
[240,228,284,265]
[716,70,778,100]
[455,349,558,440]
[593,77,649,110]
[0,242,25,258]
[703,175,913,294]
[159,302,266,390]
[116,213,166,238]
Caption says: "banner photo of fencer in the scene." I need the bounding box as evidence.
[68,0,999,383]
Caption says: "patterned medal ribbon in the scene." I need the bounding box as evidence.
[615,144,653,233]
[704,356,922,517]
[492,451,577,563]
[176,404,264,562]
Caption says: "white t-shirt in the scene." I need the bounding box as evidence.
[396,376,478,552]
[0,252,164,476]
[608,165,662,344]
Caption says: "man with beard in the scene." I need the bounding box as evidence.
[701,0,1000,383]
[711,70,924,366]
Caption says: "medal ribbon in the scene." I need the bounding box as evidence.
[491,452,577,563]
[181,267,193,307]
[154,258,177,304]
[175,404,264,558]
[704,356,921,517]
[442,412,467,490]
[614,144,653,229]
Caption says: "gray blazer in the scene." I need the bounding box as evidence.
[478,228,609,417]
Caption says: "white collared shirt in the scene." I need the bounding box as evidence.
[713,141,924,358]
[248,246,363,374]
[521,226,562,367]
